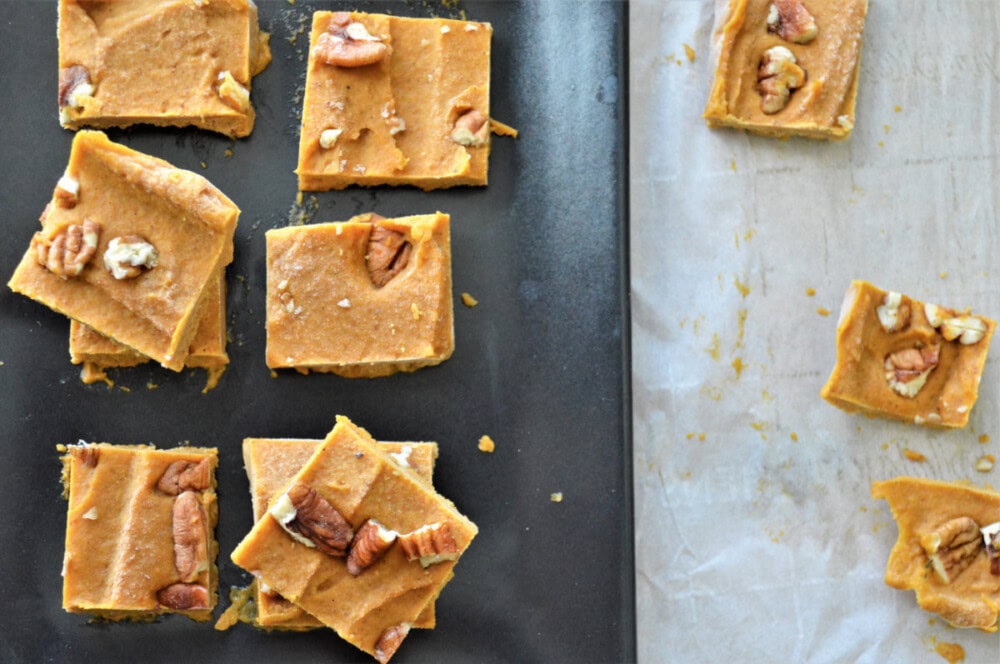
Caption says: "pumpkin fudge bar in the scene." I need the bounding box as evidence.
[8,130,239,371]
[872,477,1000,631]
[231,416,477,662]
[297,11,494,190]
[69,270,229,388]
[265,213,453,377]
[703,0,868,139]
[60,442,219,620]
[58,0,271,137]
[242,438,440,630]
[820,280,995,428]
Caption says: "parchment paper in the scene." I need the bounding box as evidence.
[631,1,1000,661]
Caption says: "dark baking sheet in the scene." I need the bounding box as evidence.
[0,1,632,662]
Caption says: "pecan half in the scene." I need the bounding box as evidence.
[367,223,412,288]
[347,519,398,576]
[59,65,93,108]
[450,109,489,147]
[173,491,208,582]
[876,292,910,333]
[33,218,101,278]
[272,483,353,557]
[315,14,388,68]
[157,582,209,610]
[103,235,158,280]
[374,623,411,664]
[921,516,983,584]
[884,344,939,398]
[157,458,213,495]
[398,522,459,567]
[757,46,806,114]
[766,0,818,44]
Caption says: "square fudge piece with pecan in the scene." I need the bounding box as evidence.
[69,269,229,388]
[242,437,440,630]
[265,212,453,377]
[8,130,239,371]
[296,11,501,190]
[231,416,477,662]
[821,280,995,428]
[58,0,270,137]
[872,477,1000,631]
[703,0,869,139]
[60,442,218,620]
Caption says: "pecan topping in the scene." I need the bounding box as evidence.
[450,109,489,147]
[33,218,101,278]
[315,14,388,68]
[766,0,818,44]
[367,223,412,288]
[58,65,93,108]
[272,483,353,557]
[876,292,910,333]
[103,235,158,280]
[398,522,459,567]
[173,491,208,582]
[374,623,411,664]
[347,519,398,576]
[982,522,1000,576]
[921,516,983,584]
[757,46,806,114]
[940,315,988,345]
[54,174,80,208]
[884,344,939,398]
[157,582,209,610]
[72,445,99,468]
[157,458,213,495]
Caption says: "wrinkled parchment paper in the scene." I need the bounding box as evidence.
[631,1,1000,661]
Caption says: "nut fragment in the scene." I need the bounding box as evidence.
[374,623,411,664]
[315,14,388,68]
[982,522,1000,576]
[346,519,398,576]
[157,458,213,495]
[71,444,99,468]
[156,582,209,610]
[172,491,208,582]
[54,174,80,208]
[32,218,101,278]
[766,0,818,44]
[940,315,988,345]
[920,516,983,584]
[884,344,939,398]
[319,128,342,149]
[924,303,952,328]
[217,70,250,112]
[367,223,412,288]
[271,483,353,557]
[58,64,94,108]
[756,46,806,114]
[398,522,459,567]
[876,292,910,333]
[450,109,489,147]
[103,235,158,280]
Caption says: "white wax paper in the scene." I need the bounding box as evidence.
[631,1,1000,661]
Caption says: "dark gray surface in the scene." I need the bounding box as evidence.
[0,1,632,662]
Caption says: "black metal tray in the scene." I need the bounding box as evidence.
[0,1,632,661]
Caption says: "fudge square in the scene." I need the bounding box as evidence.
[296,11,493,190]
[58,0,271,137]
[8,130,239,371]
[820,280,995,428]
[60,442,218,620]
[243,438,440,630]
[703,0,868,139]
[69,270,229,386]
[265,212,454,377]
[872,477,1000,631]
[231,417,477,662]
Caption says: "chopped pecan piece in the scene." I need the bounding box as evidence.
[921,516,983,584]
[374,623,411,664]
[72,445,99,468]
[398,522,459,567]
[157,582,209,610]
[157,458,213,495]
[884,344,939,398]
[346,519,397,576]
[315,14,388,68]
[367,223,412,288]
[766,0,818,44]
[450,109,489,147]
[940,315,988,345]
[983,522,1000,576]
[271,483,353,557]
[173,491,208,582]
[103,235,158,280]
[757,46,806,114]
[33,218,101,278]
[58,65,93,108]
[54,174,80,208]
[876,292,910,333]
